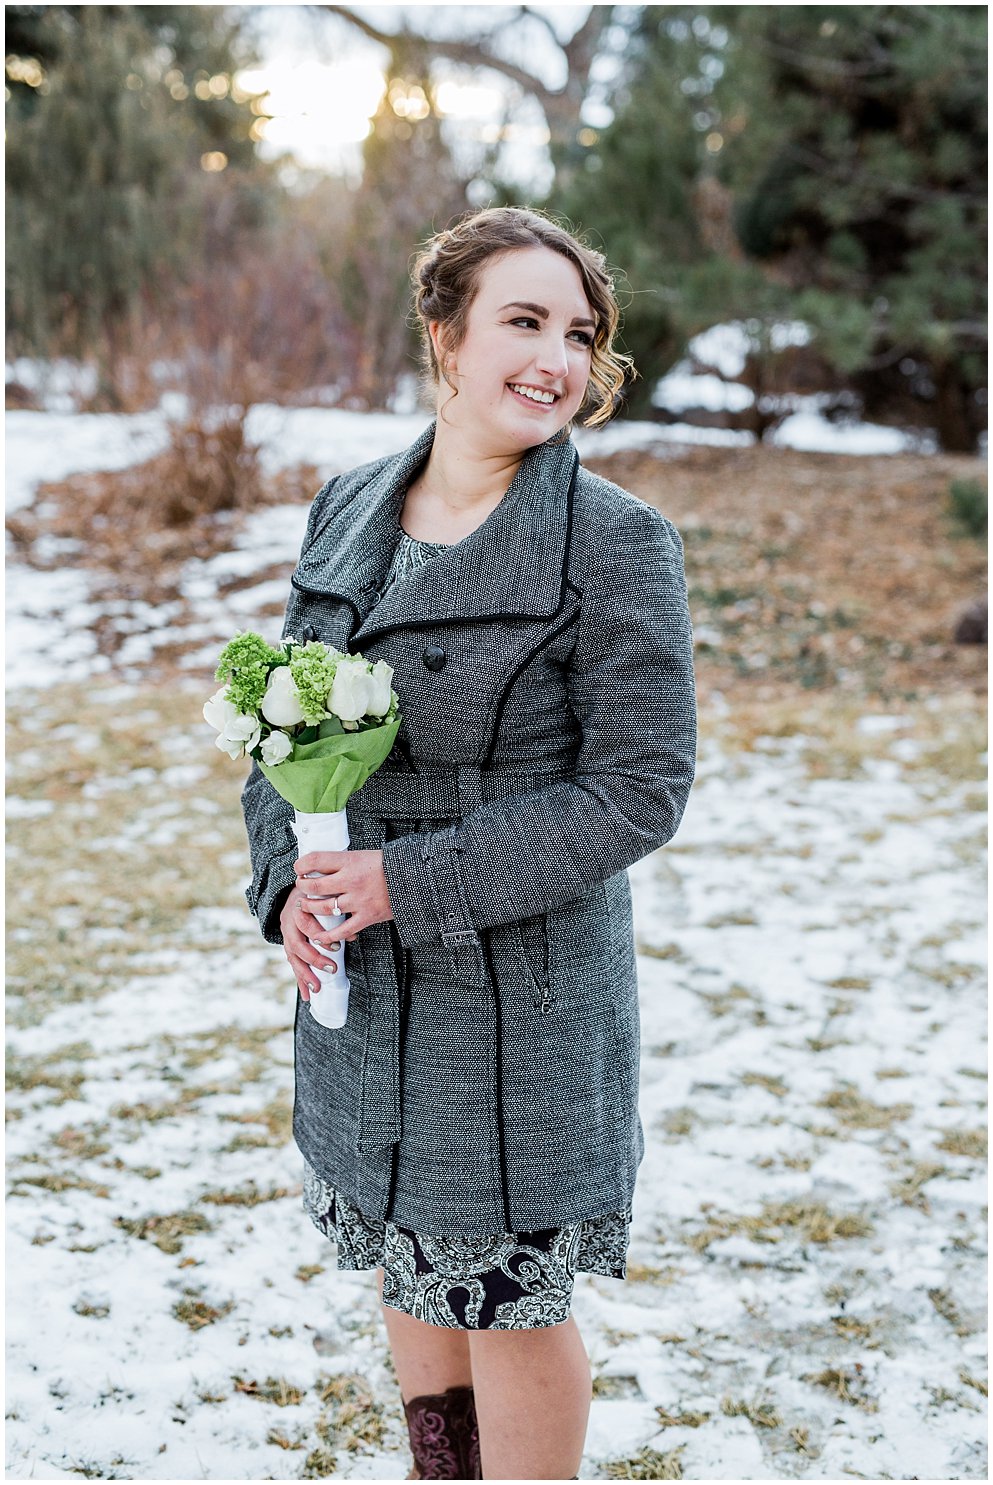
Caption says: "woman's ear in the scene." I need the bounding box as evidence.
[429,319,455,374]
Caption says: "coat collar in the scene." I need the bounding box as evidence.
[294,419,579,645]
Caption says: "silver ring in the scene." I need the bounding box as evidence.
[331,897,339,917]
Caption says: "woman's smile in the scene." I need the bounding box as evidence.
[506,381,562,409]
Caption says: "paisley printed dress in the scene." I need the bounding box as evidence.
[301,521,633,1330]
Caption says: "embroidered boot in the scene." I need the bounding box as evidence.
[403,1383,481,1480]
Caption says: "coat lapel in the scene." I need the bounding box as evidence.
[293,420,578,646]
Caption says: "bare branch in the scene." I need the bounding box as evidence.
[320,3,559,107]
[317,3,618,150]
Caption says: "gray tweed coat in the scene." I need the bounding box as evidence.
[241,419,697,1235]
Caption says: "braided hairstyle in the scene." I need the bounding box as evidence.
[410,206,635,429]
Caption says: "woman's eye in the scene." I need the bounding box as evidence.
[508,317,594,348]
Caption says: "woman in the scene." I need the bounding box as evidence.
[241,205,697,1480]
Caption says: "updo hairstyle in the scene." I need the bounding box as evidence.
[410,206,635,429]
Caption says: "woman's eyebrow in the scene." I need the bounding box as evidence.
[498,300,597,328]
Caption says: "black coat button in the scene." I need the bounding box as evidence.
[301,625,319,643]
[422,644,447,672]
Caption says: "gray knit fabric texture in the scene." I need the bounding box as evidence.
[240,422,697,1234]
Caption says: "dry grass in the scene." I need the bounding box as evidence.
[312,1372,387,1452]
[233,1375,306,1406]
[172,1292,236,1330]
[5,683,250,1031]
[801,1365,878,1413]
[689,1199,874,1252]
[720,1394,782,1428]
[605,1445,686,1479]
[815,1085,914,1130]
[889,1161,950,1214]
[5,443,318,642]
[589,445,987,709]
[935,1127,987,1159]
[655,1407,711,1428]
[113,1209,213,1254]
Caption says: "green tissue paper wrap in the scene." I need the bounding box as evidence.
[258,717,402,813]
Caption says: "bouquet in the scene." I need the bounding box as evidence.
[204,631,402,1028]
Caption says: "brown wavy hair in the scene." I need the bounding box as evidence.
[410,206,635,430]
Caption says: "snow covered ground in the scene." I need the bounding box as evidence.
[650,322,941,456]
[4,405,987,1481]
[2,392,946,692]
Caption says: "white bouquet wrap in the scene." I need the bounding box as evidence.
[292,807,351,1028]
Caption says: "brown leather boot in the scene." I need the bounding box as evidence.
[403,1383,481,1480]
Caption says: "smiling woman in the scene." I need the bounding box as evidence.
[239,205,696,1479]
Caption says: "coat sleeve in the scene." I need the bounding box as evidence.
[239,477,340,946]
[381,500,697,948]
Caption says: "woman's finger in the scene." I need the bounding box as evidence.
[295,851,348,878]
[334,911,369,943]
[285,919,337,973]
[294,870,344,898]
[296,905,344,943]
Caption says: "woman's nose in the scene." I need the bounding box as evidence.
[535,335,570,379]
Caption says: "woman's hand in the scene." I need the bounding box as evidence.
[282,849,395,1001]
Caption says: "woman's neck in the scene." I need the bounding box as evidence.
[417,415,525,513]
[399,419,526,543]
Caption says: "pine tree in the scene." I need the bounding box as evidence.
[5,5,267,383]
[549,4,987,449]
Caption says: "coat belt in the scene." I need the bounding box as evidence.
[349,764,576,821]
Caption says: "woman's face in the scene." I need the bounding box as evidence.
[430,245,596,451]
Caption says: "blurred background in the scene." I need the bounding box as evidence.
[5,2,988,449]
[5,8,988,1481]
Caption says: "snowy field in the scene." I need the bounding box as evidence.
[5,403,987,1481]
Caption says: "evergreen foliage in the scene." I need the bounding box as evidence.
[550,5,987,448]
[5,5,266,373]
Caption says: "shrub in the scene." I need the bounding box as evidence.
[949,479,987,539]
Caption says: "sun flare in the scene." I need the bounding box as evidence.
[235,60,387,163]
[234,61,505,173]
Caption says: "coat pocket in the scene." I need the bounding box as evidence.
[517,913,551,1011]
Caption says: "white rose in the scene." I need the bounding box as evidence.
[260,729,293,765]
[329,659,375,722]
[261,666,305,726]
[203,687,235,733]
[366,659,394,716]
[216,712,261,760]
[204,688,261,758]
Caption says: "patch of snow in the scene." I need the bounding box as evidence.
[769,321,813,353]
[574,420,754,457]
[652,366,755,414]
[687,322,755,379]
[5,798,55,819]
[687,320,812,378]
[769,404,938,455]
[5,357,100,413]
[4,409,172,515]
[857,714,911,735]
[245,405,433,477]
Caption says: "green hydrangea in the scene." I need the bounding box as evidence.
[289,641,341,725]
[215,631,286,716]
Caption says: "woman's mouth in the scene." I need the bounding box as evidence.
[507,382,560,408]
